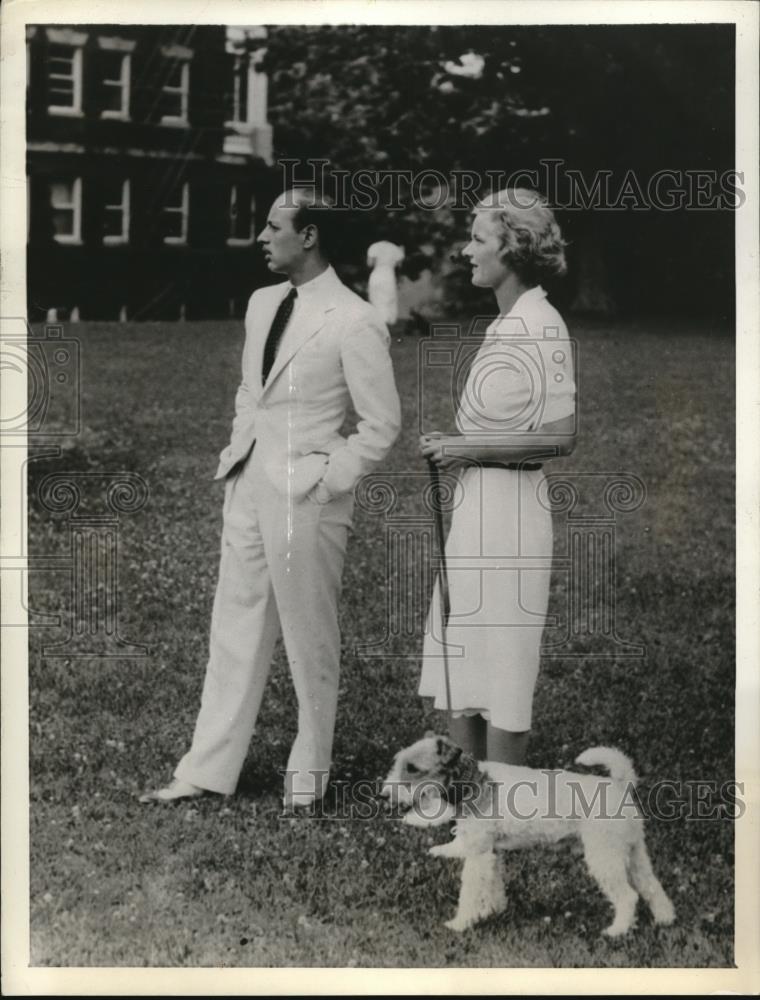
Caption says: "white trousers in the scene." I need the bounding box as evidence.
[175,449,353,798]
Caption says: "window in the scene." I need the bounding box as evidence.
[97,37,135,120]
[163,183,189,244]
[47,44,83,115]
[227,186,256,245]
[100,51,131,119]
[247,51,268,127]
[160,60,189,123]
[159,47,192,124]
[225,56,248,125]
[224,51,268,128]
[103,179,130,244]
[50,178,82,244]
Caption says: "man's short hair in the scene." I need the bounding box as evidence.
[287,188,340,262]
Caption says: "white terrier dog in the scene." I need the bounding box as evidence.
[380,733,675,936]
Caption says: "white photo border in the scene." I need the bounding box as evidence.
[2,1,758,994]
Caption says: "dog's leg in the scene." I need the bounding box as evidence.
[444,853,507,932]
[430,839,468,858]
[404,800,455,828]
[628,838,675,926]
[582,836,639,937]
[430,825,492,859]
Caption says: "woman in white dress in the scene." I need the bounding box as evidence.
[367,241,405,325]
[419,188,576,765]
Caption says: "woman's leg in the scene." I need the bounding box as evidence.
[486,725,530,766]
[449,713,487,760]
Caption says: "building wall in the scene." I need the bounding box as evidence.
[26,25,279,321]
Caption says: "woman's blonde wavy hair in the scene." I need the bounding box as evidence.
[475,187,568,285]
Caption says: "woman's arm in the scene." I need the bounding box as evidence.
[420,414,577,468]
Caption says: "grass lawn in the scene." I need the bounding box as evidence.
[27,314,735,967]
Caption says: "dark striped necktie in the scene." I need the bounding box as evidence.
[261,287,298,384]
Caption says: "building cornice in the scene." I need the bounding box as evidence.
[27,141,267,167]
[161,44,194,60]
[45,28,88,46]
[97,37,138,53]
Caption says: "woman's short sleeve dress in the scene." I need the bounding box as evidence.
[418,285,575,731]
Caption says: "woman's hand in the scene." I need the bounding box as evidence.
[419,432,462,469]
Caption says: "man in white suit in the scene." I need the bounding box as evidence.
[141,190,401,808]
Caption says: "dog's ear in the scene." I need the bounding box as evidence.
[436,737,463,768]
[424,729,436,739]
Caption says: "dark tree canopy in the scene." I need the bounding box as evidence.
[261,25,735,321]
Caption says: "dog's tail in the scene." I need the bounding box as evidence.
[575,746,638,784]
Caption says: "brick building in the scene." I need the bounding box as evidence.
[26,25,279,321]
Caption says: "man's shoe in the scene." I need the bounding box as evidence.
[138,778,205,804]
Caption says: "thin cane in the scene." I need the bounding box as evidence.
[427,458,453,725]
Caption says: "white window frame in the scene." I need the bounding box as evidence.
[103,179,130,245]
[160,46,192,126]
[247,50,268,127]
[225,55,246,126]
[98,38,134,120]
[51,177,82,245]
[47,44,84,117]
[163,182,189,245]
[227,186,256,246]
[224,51,268,130]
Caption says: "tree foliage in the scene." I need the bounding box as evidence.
[262,25,734,319]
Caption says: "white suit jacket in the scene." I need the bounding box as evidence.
[215,266,401,498]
